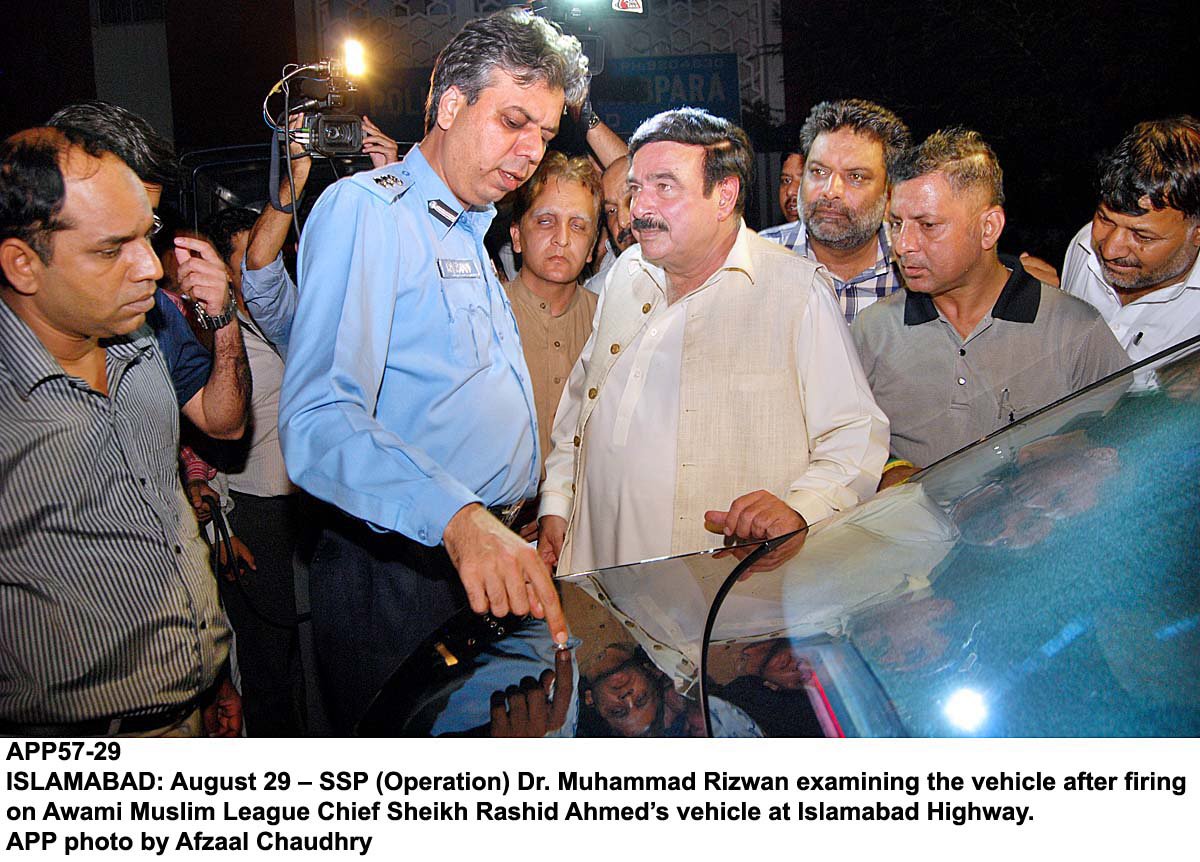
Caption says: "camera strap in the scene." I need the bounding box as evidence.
[268,129,295,214]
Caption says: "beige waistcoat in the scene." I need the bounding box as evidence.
[549,226,886,574]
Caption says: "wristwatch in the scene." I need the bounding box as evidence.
[193,287,237,331]
[582,98,600,130]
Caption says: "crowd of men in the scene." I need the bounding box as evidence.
[1,6,1198,737]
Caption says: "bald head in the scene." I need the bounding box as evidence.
[602,154,628,184]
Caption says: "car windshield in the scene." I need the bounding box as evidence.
[359,542,767,737]
[703,337,1200,736]
[360,338,1200,738]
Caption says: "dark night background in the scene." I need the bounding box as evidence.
[774,0,1199,260]
[1,1,1196,264]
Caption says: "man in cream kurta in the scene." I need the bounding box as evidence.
[538,109,889,576]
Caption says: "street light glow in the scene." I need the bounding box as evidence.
[343,39,366,78]
[944,687,988,733]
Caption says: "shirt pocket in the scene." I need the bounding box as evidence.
[1005,400,1035,426]
[440,279,493,366]
[994,387,1033,426]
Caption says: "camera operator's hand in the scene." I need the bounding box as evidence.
[286,113,312,185]
[566,76,591,125]
[362,115,399,168]
[244,113,311,276]
[174,237,232,316]
[566,81,628,171]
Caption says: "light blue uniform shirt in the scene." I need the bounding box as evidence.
[279,145,540,546]
[241,253,297,358]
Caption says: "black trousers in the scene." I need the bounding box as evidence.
[221,491,305,736]
[307,504,468,735]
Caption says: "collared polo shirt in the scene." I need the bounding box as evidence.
[504,274,598,472]
[758,221,901,323]
[0,299,229,724]
[851,257,1129,467]
[1060,222,1200,363]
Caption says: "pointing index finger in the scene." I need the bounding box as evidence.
[524,556,567,645]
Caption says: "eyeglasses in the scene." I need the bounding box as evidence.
[150,214,165,238]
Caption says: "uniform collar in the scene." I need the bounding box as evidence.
[403,144,496,240]
[0,296,153,398]
[903,254,1040,326]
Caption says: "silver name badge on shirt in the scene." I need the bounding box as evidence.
[437,259,482,279]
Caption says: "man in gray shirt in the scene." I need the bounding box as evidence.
[0,126,233,736]
[852,128,1128,485]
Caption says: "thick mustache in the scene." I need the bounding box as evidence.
[617,227,635,245]
[1103,256,1139,268]
[809,202,851,218]
[633,217,668,231]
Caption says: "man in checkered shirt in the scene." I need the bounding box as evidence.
[760,99,910,324]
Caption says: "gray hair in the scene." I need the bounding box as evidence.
[798,99,910,180]
[628,108,754,214]
[424,8,589,133]
[893,127,1005,207]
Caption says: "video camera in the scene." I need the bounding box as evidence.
[262,40,367,158]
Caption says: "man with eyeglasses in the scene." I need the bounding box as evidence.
[48,101,249,441]
[0,126,235,737]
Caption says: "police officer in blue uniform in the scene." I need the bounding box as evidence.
[279,9,589,732]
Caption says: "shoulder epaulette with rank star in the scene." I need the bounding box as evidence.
[350,166,410,202]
